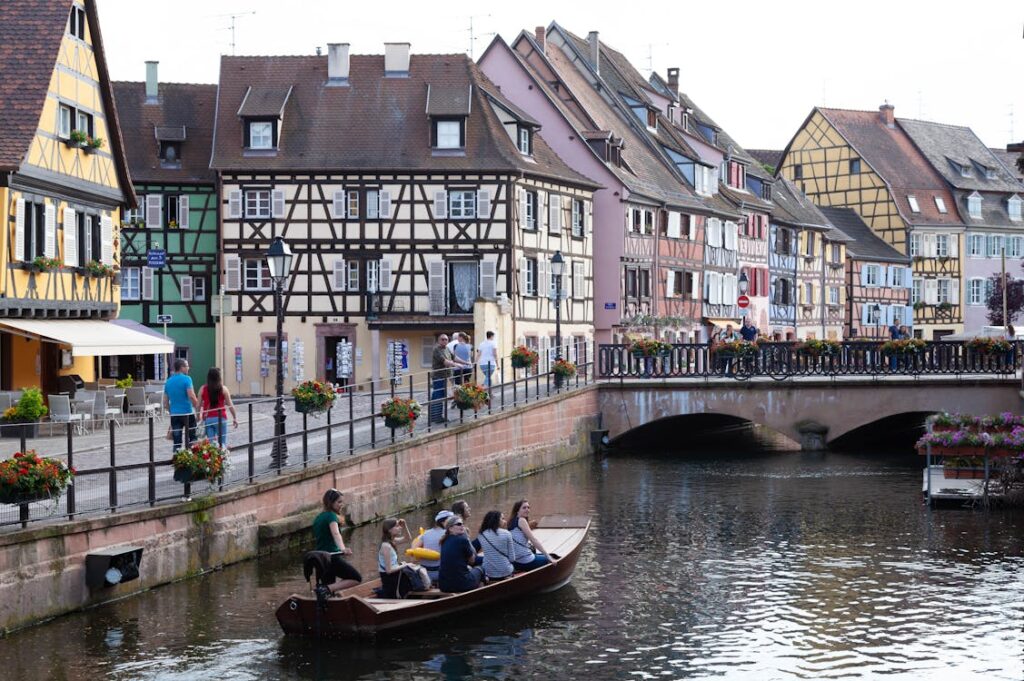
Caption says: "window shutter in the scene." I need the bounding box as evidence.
[272,190,286,218]
[539,259,550,298]
[667,212,681,239]
[903,306,914,326]
[665,269,674,297]
[378,191,392,219]
[43,203,56,258]
[332,258,346,290]
[146,194,162,227]
[690,272,699,300]
[948,235,959,257]
[549,194,561,231]
[725,221,738,250]
[480,260,497,299]
[861,303,871,326]
[860,264,870,287]
[518,257,528,294]
[332,191,345,219]
[178,195,190,228]
[924,279,938,304]
[518,188,527,228]
[904,267,914,289]
[379,258,392,291]
[62,207,77,266]
[100,214,113,264]
[573,260,584,298]
[949,279,960,304]
[225,254,241,290]
[883,265,893,287]
[428,260,446,315]
[585,200,593,234]
[228,191,242,219]
[14,199,25,261]
[141,266,154,300]
[476,190,491,219]
[180,274,194,301]
[430,191,448,220]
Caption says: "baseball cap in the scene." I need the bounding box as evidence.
[435,510,454,523]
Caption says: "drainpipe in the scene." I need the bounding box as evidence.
[821,234,827,339]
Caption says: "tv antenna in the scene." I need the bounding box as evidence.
[209,11,256,55]
[467,14,494,59]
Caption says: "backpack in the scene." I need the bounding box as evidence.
[401,564,431,592]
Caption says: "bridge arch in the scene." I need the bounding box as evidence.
[827,411,934,451]
[610,412,799,451]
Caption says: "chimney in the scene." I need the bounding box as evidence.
[326,43,350,86]
[587,31,600,75]
[534,26,546,54]
[879,102,895,128]
[384,42,411,78]
[667,68,680,96]
[145,61,159,102]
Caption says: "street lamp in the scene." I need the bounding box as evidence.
[738,270,749,295]
[550,251,565,360]
[267,236,293,468]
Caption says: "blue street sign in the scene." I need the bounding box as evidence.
[604,302,617,310]
[147,249,166,268]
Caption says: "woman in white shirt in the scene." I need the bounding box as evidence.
[411,509,452,584]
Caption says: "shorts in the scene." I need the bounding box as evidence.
[330,553,362,583]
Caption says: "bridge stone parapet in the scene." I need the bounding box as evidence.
[598,377,1021,450]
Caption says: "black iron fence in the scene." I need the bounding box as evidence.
[1,342,593,529]
[598,341,1021,380]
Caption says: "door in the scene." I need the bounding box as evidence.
[40,342,61,397]
[448,262,479,314]
[324,335,349,388]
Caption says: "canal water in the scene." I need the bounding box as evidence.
[3,449,1024,680]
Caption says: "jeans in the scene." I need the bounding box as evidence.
[513,554,551,572]
[170,414,197,453]
[429,374,446,422]
[481,363,495,387]
[204,416,228,446]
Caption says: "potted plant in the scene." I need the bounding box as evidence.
[380,397,421,431]
[0,388,49,439]
[83,136,104,154]
[291,379,337,414]
[937,301,953,314]
[115,374,133,390]
[796,339,841,357]
[452,382,489,412]
[30,256,62,273]
[0,450,74,505]
[712,340,760,359]
[629,338,671,357]
[84,259,115,278]
[966,337,1012,355]
[172,439,229,483]
[168,219,179,228]
[551,358,577,388]
[67,129,88,148]
[510,345,538,370]
[880,338,926,356]
[912,301,926,311]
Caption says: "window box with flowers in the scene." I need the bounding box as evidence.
[629,338,671,358]
[172,440,229,484]
[66,129,88,149]
[84,260,115,278]
[795,339,841,358]
[966,337,1012,355]
[31,256,62,273]
[0,387,48,439]
[452,382,489,412]
[510,345,539,370]
[82,136,104,155]
[0,450,74,505]
[291,380,337,414]
[381,397,422,431]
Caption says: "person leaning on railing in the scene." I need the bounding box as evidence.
[430,333,470,424]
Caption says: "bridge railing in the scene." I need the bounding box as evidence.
[598,341,1021,380]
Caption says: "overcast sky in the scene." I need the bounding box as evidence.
[99,0,1023,151]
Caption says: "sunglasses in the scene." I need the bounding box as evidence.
[451,522,464,527]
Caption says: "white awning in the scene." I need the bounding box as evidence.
[0,319,174,356]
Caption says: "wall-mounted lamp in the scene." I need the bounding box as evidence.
[430,466,459,491]
[86,546,144,589]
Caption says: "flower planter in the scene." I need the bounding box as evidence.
[452,400,485,412]
[510,358,535,369]
[943,467,987,479]
[294,399,326,414]
[0,422,39,439]
[554,374,565,389]
[173,467,216,484]
[383,416,413,430]
[0,489,56,506]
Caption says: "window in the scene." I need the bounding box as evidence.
[937,278,951,304]
[248,121,274,149]
[193,277,206,301]
[864,264,882,286]
[891,266,908,288]
[968,233,985,257]
[58,104,72,138]
[245,190,271,218]
[935,196,947,214]
[346,261,359,291]
[435,120,463,149]
[829,243,842,264]
[449,190,476,219]
[625,268,637,298]
[912,278,922,304]
[165,195,180,227]
[525,258,537,296]
[1009,196,1022,222]
[23,200,45,260]
[518,128,531,155]
[644,210,653,236]
[968,192,982,219]
[804,282,814,304]
[571,199,584,237]
[77,212,98,266]
[968,278,985,305]
[935,234,949,257]
[347,191,359,219]
[1010,236,1024,258]
[639,269,651,297]
[908,195,920,213]
[244,258,270,290]
[366,189,379,219]
[910,233,921,257]
[793,164,803,180]
[804,231,815,256]
[849,159,861,174]
[366,259,379,292]
[76,110,93,137]
[987,234,1004,257]
[524,191,537,230]
[122,268,140,300]
[829,286,840,305]
[68,6,86,39]
[159,141,181,165]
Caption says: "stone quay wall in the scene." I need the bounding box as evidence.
[0,387,599,634]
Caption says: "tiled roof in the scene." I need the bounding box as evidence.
[771,177,832,229]
[952,189,1021,228]
[425,85,472,116]
[748,149,783,171]
[210,52,595,188]
[820,207,908,262]
[990,147,1024,181]
[112,81,217,184]
[237,86,292,117]
[898,118,1024,193]
[817,107,963,227]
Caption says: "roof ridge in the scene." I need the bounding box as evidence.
[898,117,971,131]
[113,80,216,88]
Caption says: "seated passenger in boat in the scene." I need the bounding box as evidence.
[438,515,484,592]
[311,489,362,594]
[411,509,452,584]
[451,500,482,554]
[477,510,515,580]
[378,517,413,598]
[509,499,552,572]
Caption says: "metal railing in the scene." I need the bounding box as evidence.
[598,341,1021,380]
[0,342,594,530]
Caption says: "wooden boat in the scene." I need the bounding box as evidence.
[276,515,590,638]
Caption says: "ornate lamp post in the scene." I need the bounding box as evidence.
[267,236,293,468]
[550,251,565,361]
[738,270,749,296]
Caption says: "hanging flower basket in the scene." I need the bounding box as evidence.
[172,440,229,483]
[381,397,421,431]
[712,340,759,359]
[629,338,671,357]
[452,382,490,411]
[0,450,74,505]
[291,380,337,414]
[881,338,926,356]
[510,345,538,369]
[795,339,841,357]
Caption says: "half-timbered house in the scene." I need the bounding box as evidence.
[778,105,965,339]
[0,1,169,395]
[820,207,912,339]
[211,45,596,390]
[114,65,219,381]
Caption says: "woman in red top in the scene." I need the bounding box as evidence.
[199,367,238,445]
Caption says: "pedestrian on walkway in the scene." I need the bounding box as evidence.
[164,358,199,453]
[739,316,758,342]
[430,334,464,424]
[198,367,238,446]
[453,333,473,385]
[477,331,498,388]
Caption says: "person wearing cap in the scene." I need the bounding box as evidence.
[311,489,362,594]
[439,514,484,593]
[411,509,452,584]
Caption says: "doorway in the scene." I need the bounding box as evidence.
[325,335,350,388]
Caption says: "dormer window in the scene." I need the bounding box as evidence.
[426,85,472,153]
[248,120,275,149]
[1009,195,1022,222]
[433,119,464,149]
[517,127,531,155]
[949,158,971,177]
[696,123,717,145]
[985,166,997,179]
[160,141,181,165]
[967,192,982,219]
[236,85,291,152]
[908,195,920,213]
[727,161,747,190]
[155,125,186,168]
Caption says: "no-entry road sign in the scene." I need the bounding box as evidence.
[737,295,750,309]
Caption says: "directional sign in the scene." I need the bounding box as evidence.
[737,295,750,309]
[147,249,167,268]
[156,314,173,324]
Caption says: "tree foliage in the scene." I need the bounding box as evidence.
[985,273,1024,325]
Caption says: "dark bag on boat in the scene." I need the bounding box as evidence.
[402,564,431,592]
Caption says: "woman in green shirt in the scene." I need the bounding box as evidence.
[312,489,362,593]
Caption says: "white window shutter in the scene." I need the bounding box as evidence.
[480,260,497,299]
[884,304,894,326]
[518,188,527,228]
[904,267,914,289]
[272,190,286,218]
[14,199,25,261]
[228,191,242,219]
[178,195,190,228]
[585,200,593,234]
[225,254,241,290]
[687,215,696,240]
[665,269,674,297]
[476,190,491,219]
[141,266,154,300]
[379,191,392,219]
[146,194,162,227]
[433,191,447,219]
[883,265,894,287]
[100,214,113,264]
[949,279,960,304]
[180,274,194,301]
[44,203,56,258]
[948,235,959,257]
[63,207,77,266]
[690,272,699,300]
[667,212,681,239]
[519,257,529,293]
[539,192,548,231]
[539,259,550,297]
[428,260,446,315]
[860,264,869,287]
[573,260,585,298]
[379,258,392,291]
[332,191,345,219]
[924,279,938,304]
[549,194,561,231]
[332,259,346,290]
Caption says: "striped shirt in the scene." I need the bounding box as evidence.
[509,523,535,564]
[478,528,515,579]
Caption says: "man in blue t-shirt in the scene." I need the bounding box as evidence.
[164,358,199,452]
[739,317,758,342]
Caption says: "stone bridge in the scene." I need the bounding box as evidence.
[597,377,1022,450]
